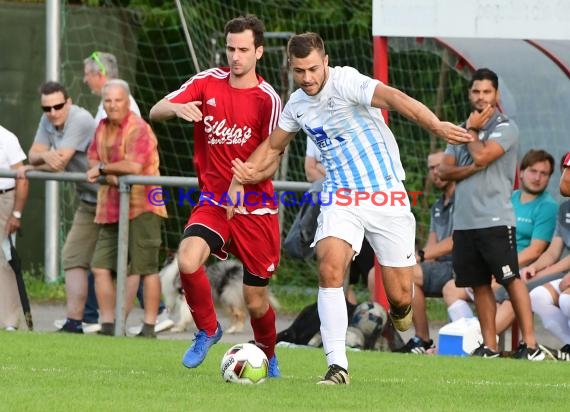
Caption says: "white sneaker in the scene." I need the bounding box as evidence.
[127,324,143,335]
[83,323,102,334]
[5,326,16,332]
[53,319,101,333]
[155,318,175,333]
[53,319,66,329]
[127,313,175,335]
[155,311,175,333]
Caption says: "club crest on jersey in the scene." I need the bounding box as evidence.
[204,115,252,145]
[327,98,335,111]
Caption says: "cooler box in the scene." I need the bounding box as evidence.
[438,317,482,356]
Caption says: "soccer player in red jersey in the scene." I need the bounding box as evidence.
[150,15,282,376]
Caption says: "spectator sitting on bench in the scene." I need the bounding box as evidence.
[398,150,455,354]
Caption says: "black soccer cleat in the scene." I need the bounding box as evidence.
[317,364,350,385]
[398,336,436,354]
[471,344,500,358]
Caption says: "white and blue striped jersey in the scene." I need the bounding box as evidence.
[279,66,405,193]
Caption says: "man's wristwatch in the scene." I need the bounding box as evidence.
[12,211,22,219]
[98,162,107,176]
[418,249,425,263]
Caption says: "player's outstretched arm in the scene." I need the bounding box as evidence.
[371,83,472,145]
[149,98,203,123]
[226,128,295,219]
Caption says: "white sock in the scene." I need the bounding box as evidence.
[447,299,474,322]
[318,287,348,370]
[559,294,570,317]
[558,294,570,333]
[530,286,570,343]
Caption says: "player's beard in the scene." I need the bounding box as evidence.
[302,67,328,96]
[471,101,485,113]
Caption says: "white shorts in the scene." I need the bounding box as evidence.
[311,185,416,267]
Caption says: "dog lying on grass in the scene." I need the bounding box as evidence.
[160,257,279,333]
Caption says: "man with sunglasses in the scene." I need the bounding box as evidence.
[83,51,141,124]
[19,81,98,334]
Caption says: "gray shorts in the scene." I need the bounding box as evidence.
[421,260,454,297]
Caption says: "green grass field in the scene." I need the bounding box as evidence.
[1,331,567,412]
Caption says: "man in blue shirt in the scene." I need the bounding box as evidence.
[493,149,558,333]
[511,149,558,267]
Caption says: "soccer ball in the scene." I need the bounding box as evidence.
[345,326,365,349]
[351,301,388,338]
[220,343,269,384]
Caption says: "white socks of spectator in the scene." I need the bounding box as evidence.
[530,286,570,343]
[559,293,570,334]
[318,287,348,370]
[447,299,474,322]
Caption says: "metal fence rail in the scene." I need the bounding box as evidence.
[0,169,310,335]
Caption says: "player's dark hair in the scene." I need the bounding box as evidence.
[39,81,69,100]
[520,149,555,176]
[469,68,499,90]
[224,15,265,49]
[287,32,325,59]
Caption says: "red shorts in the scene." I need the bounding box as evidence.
[185,205,280,279]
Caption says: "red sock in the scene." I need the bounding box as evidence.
[250,305,276,359]
[180,266,217,335]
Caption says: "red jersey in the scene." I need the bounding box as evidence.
[166,67,281,212]
[564,152,570,168]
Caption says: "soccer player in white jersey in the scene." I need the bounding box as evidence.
[228,32,472,384]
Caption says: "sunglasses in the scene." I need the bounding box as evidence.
[41,102,67,112]
[91,51,107,76]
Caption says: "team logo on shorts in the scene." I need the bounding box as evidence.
[501,265,514,279]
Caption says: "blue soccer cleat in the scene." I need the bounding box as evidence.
[268,354,281,378]
[182,322,223,368]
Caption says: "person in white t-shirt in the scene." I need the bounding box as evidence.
[0,125,29,330]
[229,32,471,384]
